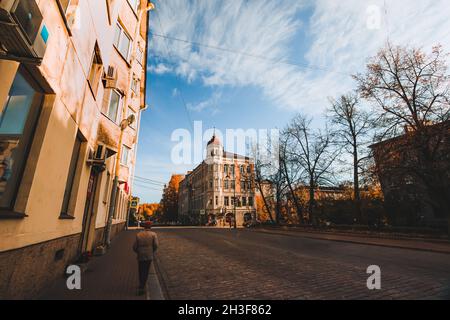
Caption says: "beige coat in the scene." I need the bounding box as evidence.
[133,230,159,261]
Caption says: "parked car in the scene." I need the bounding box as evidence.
[243,220,261,228]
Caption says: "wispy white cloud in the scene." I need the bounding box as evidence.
[187,91,222,113]
[150,0,450,114]
[148,63,173,75]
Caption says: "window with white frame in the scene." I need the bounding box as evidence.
[131,74,139,94]
[127,0,139,12]
[107,90,122,123]
[136,46,144,66]
[121,145,131,166]
[114,23,132,61]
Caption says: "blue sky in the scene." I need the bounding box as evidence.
[134,0,450,203]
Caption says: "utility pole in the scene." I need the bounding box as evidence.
[104,115,135,248]
[226,172,237,229]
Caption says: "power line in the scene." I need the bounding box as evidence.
[133,183,164,192]
[134,175,166,185]
[149,31,349,76]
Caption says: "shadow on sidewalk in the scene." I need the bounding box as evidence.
[39,231,164,300]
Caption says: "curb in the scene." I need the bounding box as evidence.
[252,229,450,255]
[147,261,165,300]
[152,255,170,300]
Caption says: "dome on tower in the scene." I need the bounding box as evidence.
[207,135,221,146]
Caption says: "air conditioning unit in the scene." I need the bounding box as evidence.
[0,0,48,65]
[94,144,107,161]
[103,65,118,89]
[86,144,110,173]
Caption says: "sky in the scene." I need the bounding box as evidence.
[133,0,450,203]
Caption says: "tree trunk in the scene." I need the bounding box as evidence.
[275,189,282,224]
[282,158,303,224]
[353,144,362,223]
[309,181,315,225]
[256,180,275,224]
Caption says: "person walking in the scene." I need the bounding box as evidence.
[133,221,159,295]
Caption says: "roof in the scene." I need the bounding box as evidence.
[223,151,250,161]
[207,135,221,146]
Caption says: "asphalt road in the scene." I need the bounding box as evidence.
[154,227,450,300]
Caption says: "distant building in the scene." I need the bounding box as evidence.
[178,135,257,227]
[370,121,450,228]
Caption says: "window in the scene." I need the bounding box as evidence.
[224,164,228,174]
[107,90,122,123]
[58,0,71,13]
[247,165,251,174]
[136,46,144,66]
[127,0,139,12]
[215,196,218,206]
[61,134,82,216]
[0,69,43,209]
[231,180,235,189]
[131,74,139,94]
[88,44,103,97]
[224,197,229,207]
[121,145,131,166]
[242,197,247,207]
[231,197,235,206]
[114,23,132,61]
[248,197,254,207]
[56,0,77,34]
[241,180,245,190]
[240,165,245,174]
[224,180,229,189]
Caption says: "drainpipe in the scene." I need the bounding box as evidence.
[104,115,135,247]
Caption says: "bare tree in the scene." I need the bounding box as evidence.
[354,43,450,232]
[286,114,339,225]
[280,129,305,224]
[328,93,373,222]
[253,133,291,224]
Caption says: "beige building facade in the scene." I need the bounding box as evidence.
[0,0,151,299]
[178,135,257,227]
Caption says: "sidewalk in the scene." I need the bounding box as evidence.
[39,230,164,300]
[254,227,450,254]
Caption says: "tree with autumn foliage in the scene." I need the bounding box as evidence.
[159,174,184,223]
[138,203,161,221]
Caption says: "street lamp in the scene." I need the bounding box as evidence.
[104,114,135,248]
[226,173,237,229]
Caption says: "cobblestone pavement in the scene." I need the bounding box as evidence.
[40,231,164,300]
[154,227,450,300]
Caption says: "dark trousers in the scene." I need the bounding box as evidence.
[138,260,152,289]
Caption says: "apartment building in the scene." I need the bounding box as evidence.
[178,135,257,227]
[0,0,151,299]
